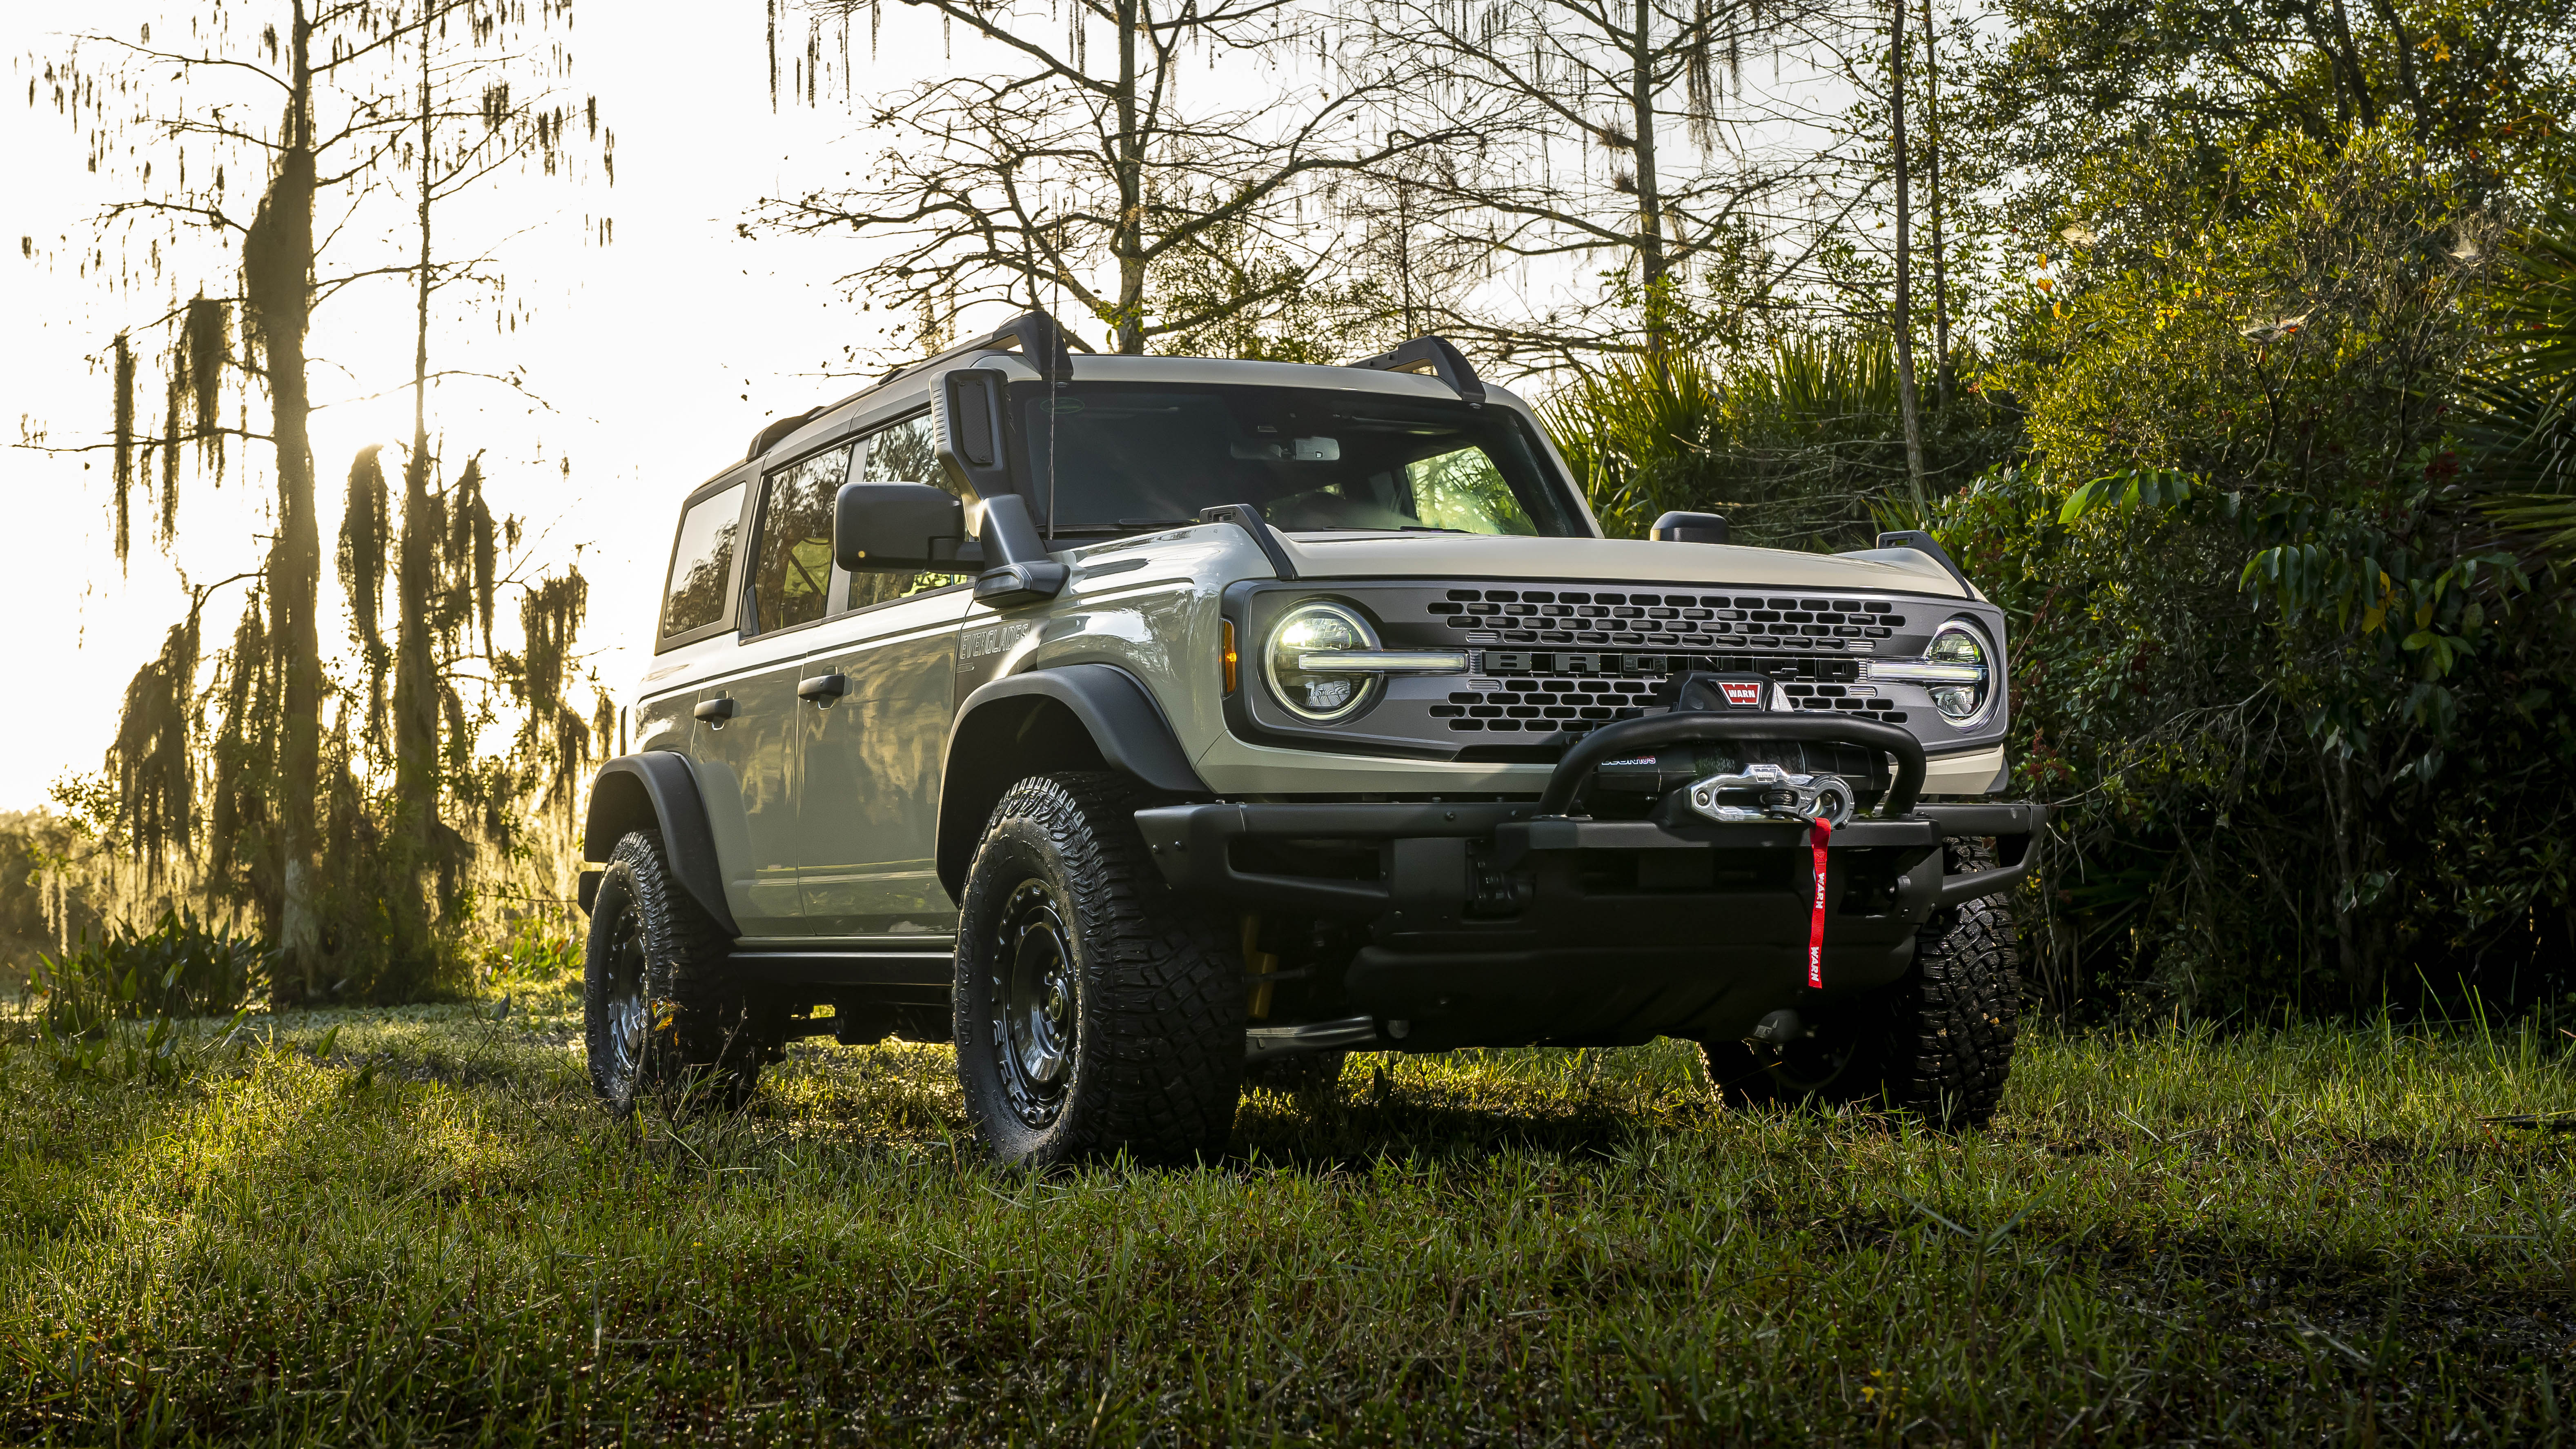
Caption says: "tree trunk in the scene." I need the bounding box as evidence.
[394,21,440,949]
[1629,0,1671,370]
[1918,0,1952,412]
[1112,0,1147,354]
[2324,748,2373,1005]
[248,1,325,993]
[1890,0,1928,515]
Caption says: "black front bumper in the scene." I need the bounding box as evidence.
[1136,712,2043,1048]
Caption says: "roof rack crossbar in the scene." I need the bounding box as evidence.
[743,309,1080,465]
[1351,335,1486,407]
[882,308,1077,390]
[745,405,824,463]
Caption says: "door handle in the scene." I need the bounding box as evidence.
[797,672,850,703]
[694,696,737,723]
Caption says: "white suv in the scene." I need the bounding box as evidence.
[578,314,2042,1163]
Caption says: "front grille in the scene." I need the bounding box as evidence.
[1229,576,1997,765]
[1425,650,1909,737]
[1429,588,1905,651]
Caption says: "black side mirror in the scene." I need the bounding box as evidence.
[933,368,1011,496]
[1650,510,1730,545]
[834,483,973,572]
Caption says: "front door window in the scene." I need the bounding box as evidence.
[751,444,851,634]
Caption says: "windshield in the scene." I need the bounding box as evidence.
[1010,382,1588,537]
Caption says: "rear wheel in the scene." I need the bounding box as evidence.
[1702,841,2021,1128]
[953,773,1243,1166]
[583,829,764,1115]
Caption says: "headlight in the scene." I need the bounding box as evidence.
[1922,621,1992,724]
[1869,619,1994,726]
[1264,601,1380,721]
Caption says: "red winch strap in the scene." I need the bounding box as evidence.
[1804,817,1834,988]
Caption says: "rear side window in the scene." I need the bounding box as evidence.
[660,483,745,639]
[752,444,854,633]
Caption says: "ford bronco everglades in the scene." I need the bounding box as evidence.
[578,312,2042,1164]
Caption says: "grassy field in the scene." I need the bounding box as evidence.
[3,984,2572,1447]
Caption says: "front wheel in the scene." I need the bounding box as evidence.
[953,773,1243,1167]
[1702,843,2022,1129]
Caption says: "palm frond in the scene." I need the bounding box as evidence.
[2467,202,2576,560]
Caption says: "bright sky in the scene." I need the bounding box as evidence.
[0,1,952,812]
[0,0,1873,815]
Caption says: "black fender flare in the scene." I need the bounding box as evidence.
[935,663,1210,899]
[581,752,741,938]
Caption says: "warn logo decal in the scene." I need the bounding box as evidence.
[1720,679,1765,708]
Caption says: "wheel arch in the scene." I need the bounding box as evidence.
[936,663,1210,900]
[582,752,741,938]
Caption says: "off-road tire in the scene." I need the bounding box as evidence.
[1243,1049,1349,1101]
[1702,839,2022,1128]
[584,829,764,1115]
[953,772,1244,1167]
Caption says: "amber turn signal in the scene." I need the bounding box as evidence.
[1222,619,1238,693]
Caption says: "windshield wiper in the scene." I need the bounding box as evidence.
[1042,518,1198,538]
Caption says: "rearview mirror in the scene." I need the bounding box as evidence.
[834,483,975,572]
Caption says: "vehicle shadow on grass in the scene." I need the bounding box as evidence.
[743,1039,1736,1171]
[1224,1045,1740,1171]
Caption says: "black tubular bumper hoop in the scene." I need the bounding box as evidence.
[1534,711,1929,819]
[1137,712,2042,918]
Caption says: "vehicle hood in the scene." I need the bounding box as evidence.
[1269,530,1975,599]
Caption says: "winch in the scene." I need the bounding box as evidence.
[1684,761,1857,826]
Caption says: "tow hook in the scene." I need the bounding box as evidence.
[1685,762,1857,826]
[1747,1008,1808,1051]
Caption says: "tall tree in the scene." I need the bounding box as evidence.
[1347,0,1848,369]
[378,2,604,956]
[1967,0,2576,215]
[47,1,443,988]
[1917,0,1951,409]
[38,0,604,994]
[1889,0,1927,508]
[757,0,1480,356]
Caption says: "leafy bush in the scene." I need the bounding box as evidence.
[477,913,582,988]
[1951,129,2576,1016]
[27,909,267,1083]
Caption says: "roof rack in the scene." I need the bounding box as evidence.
[744,310,1080,463]
[1351,334,1485,407]
[886,308,1078,389]
[744,405,823,463]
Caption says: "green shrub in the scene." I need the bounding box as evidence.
[1951,129,2576,1016]
[27,909,266,1083]
[477,913,582,988]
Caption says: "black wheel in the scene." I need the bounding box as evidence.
[1702,840,2022,1128]
[953,772,1243,1167]
[1244,1050,1348,1101]
[584,829,763,1115]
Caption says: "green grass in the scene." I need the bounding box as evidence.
[4,987,2573,1445]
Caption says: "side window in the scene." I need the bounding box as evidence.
[865,412,942,487]
[751,443,852,633]
[843,413,973,612]
[660,483,745,639]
